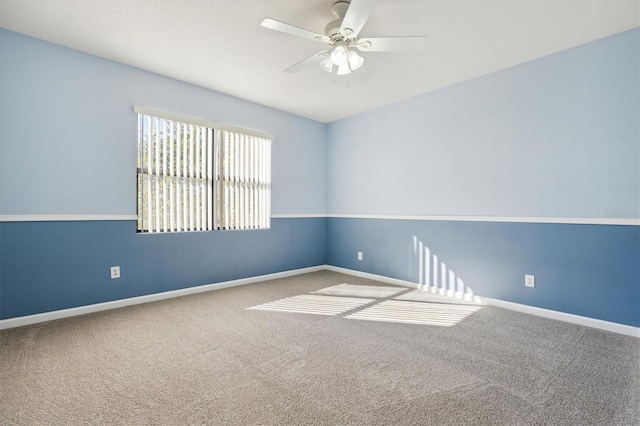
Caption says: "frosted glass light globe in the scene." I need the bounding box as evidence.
[330,45,348,66]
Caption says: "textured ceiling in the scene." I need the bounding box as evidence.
[0,0,638,123]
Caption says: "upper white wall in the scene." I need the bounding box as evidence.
[327,29,639,219]
[0,29,326,217]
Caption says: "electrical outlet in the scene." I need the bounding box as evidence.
[110,266,121,279]
[525,274,535,288]
[357,252,363,261]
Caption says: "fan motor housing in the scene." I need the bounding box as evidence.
[324,19,343,39]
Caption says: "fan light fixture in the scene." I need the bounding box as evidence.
[320,44,364,75]
[337,63,351,75]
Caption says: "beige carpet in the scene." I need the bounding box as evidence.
[1,270,638,425]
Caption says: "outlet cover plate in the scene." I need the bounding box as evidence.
[111,266,121,279]
[525,274,535,288]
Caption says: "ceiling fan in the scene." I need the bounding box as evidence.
[261,0,427,79]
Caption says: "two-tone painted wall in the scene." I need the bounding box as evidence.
[327,28,639,327]
[0,29,327,320]
[1,27,638,329]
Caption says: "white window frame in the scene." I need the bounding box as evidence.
[135,106,272,233]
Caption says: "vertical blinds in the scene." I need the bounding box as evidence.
[136,111,271,233]
[216,130,271,231]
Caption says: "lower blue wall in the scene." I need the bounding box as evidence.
[0,218,326,319]
[2,217,638,328]
[327,218,640,327]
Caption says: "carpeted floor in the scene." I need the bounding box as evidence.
[1,270,638,425]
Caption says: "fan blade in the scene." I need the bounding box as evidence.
[339,0,379,38]
[261,18,331,44]
[355,36,427,52]
[284,50,329,73]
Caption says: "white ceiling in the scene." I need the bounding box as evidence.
[0,0,638,123]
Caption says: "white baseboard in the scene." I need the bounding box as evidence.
[0,265,324,330]
[2,264,638,338]
[325,265,640,338]
[324,265,421,289]
[481,297,640,338]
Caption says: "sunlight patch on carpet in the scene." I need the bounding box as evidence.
[248,295,374,316]
[346,300,482,326]
[312,284,406,298]
[395,290,483,305]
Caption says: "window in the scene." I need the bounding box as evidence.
[136,107,271,233]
